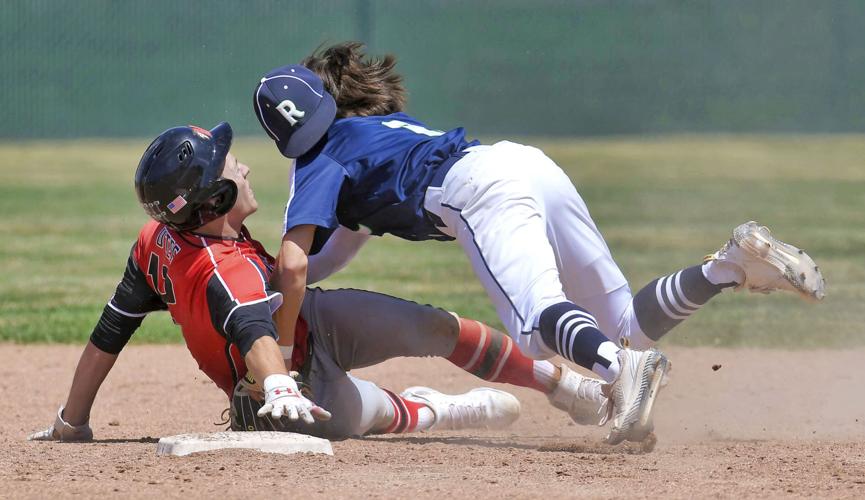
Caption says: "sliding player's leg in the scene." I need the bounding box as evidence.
[300,287,607,425]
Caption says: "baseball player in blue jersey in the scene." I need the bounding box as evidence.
[253,42,826,444]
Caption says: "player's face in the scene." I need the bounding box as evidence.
[222,153,258,216]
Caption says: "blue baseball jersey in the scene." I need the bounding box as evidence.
[284,112,478,247]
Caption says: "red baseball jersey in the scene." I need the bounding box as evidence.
[92,220,283,396]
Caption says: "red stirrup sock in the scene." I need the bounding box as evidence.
[446,318,551,393]
[378,389,435,434]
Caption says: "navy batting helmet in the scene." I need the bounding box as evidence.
[134,122,238,231]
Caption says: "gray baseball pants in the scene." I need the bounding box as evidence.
[280,287,459,439]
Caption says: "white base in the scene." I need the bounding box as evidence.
[156,431,333,457]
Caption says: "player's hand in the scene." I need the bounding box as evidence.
[258,374,331,425]
[27,406,93,442]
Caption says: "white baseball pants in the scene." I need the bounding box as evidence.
[424,141,635,359]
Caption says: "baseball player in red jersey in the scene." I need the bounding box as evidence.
[125,219,282,399]
[29,122,610,442]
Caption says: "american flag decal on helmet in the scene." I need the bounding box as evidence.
[167,195,187,214]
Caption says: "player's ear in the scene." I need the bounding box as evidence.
[209,179,238,216]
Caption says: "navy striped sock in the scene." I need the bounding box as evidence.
[633,265,725,343]
[538,302,620,382]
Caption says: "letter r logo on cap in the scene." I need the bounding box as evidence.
[276,100,306,126]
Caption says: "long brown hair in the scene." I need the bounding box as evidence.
[302,42,406,118]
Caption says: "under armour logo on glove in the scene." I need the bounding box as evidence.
[258,373,331,424]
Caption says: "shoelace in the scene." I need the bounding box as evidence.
[598,399,613,426]
[577,377,605,403]
[576,377,613,426]
[445,402,484,428]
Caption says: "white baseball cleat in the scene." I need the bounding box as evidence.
[705,221,826,301]
[547,364,607,426]
[602,348,670,445]
[400,387,521,431]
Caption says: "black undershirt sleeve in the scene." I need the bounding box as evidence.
[309,225,336,256]
[206,274,278,357]
[89,250,167,355]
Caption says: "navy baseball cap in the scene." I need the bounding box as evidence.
[253,64,337,158]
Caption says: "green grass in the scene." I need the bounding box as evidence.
[1,135,863,348]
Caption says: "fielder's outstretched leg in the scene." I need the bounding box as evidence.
[614,264,731,350]
[597,221,827,350]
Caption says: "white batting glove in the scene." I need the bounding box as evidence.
[258,374,331,425]
[28,406,93,442]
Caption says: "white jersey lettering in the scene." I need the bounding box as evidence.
[381,119,444,137]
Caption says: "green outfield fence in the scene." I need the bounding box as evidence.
[3,0,865,138]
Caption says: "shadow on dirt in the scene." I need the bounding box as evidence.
[360,434,656,455]
[360,435,537,450]
[90,437,160,444]
[537,435,655,455]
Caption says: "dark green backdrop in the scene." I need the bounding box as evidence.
[3,0,864,138]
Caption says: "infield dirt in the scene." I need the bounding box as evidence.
[5,344,864,499]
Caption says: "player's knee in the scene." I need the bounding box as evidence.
[431,308,460,339]
[409,305,459,356]
[524,331,558,360]
[437,309,461,351]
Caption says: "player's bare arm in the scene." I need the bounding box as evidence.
[60,342,117,428]
[28,342,116,442]
[28,238,169,443]
[306,225,371,284]
[271,224,315,351]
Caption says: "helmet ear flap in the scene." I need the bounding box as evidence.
[209,179,238,216]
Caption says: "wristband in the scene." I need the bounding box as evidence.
[279,345,294,360]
